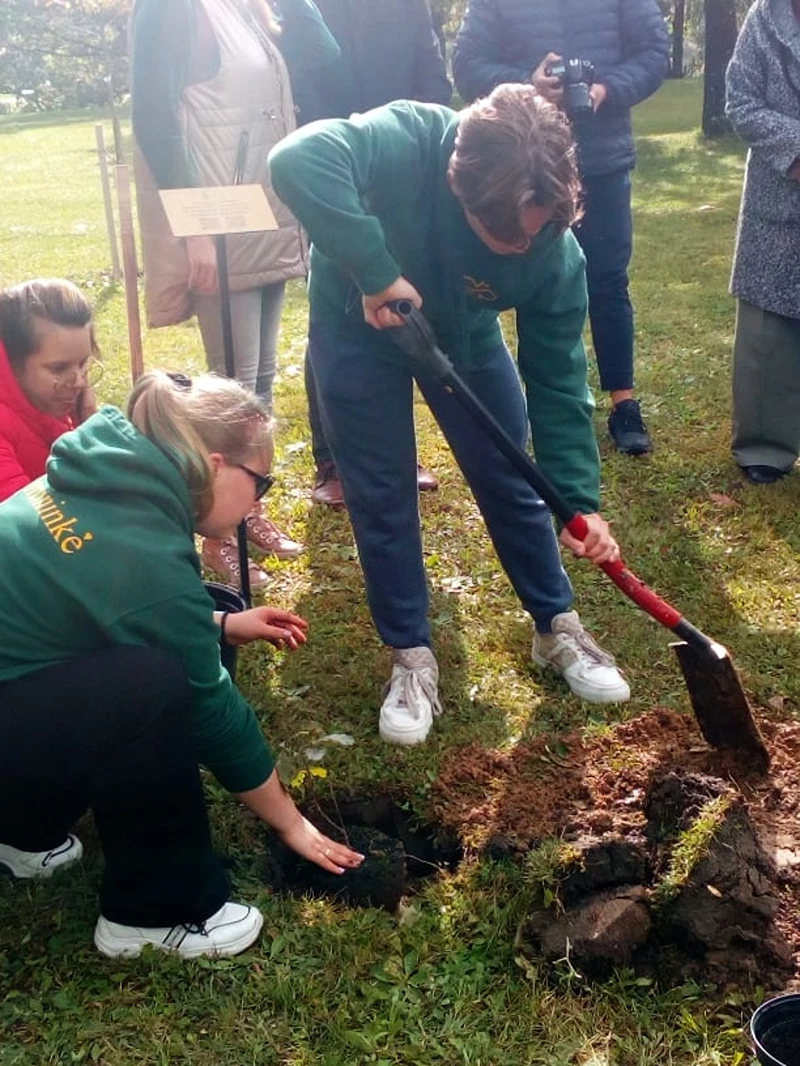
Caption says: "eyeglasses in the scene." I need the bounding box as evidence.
[167,372,192,389]
[236,464,275,500]
[51,356,104,392]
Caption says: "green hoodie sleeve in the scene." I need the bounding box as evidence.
[105,587,274,793]
[131,0,196,190]
[275,0,340,79]
[516,232,600,516]
[269,103,446,295]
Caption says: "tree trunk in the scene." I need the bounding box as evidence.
[671,0,686,78]
[702,0,738,136]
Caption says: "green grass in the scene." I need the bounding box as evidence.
[0,80,779,1064]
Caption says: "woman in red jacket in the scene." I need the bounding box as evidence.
[0,278,99,502]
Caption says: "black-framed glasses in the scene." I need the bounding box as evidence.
[236,464,275,500]
[167,372,192,389]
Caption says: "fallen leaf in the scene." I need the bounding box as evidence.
[320,733,355,746]
[709,493,737,508]
[397,899,422,927]
[767,695,786,712]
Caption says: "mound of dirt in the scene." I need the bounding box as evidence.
[431,708,800,988]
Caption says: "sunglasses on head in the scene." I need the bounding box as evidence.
[236,463,275,500]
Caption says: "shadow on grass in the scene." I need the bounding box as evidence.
[634,133,744,219]
[0,111,105,135]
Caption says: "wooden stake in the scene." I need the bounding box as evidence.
[95,124,121,281]
[114,164,144,382]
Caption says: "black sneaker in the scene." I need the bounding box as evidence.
[608,399,652,455]
[740,464,787,485]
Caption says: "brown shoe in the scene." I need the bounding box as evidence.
[245,512,303,560]
[311,461,345,509]
[202,536,269,590]
[417,464,439,492]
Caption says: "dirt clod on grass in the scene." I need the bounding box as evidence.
[431,708,800,988]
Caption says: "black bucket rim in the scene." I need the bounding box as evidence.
[751,993,800,1066]
[204,580,246,614]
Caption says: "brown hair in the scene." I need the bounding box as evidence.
[127,371,273,522]
[448,84,581,246]
[0,278,99,371]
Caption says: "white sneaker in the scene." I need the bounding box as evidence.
[0,835,83,879]
[532,611,630,703]
[94,901,263,959]
[379,646,442,745]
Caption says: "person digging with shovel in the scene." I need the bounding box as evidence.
[269,83,630,746]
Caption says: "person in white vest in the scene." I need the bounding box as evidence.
[131,0,340,588]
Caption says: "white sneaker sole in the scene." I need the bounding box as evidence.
[94,908,264,959]
[532,654,631,704]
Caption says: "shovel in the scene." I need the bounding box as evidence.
[387,300,769,770]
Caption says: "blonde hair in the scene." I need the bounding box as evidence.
[0,278,99,371]
[127,371,273,521]
[448,84,581,245]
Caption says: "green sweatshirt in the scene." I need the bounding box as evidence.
[0,407,273,794]
[269,101,601,514]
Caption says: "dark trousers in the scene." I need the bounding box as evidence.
[732,299,800,470]
[305,349,333,468]
[0,647,229,927]
[308,319,573,647]
[573,170,635,394]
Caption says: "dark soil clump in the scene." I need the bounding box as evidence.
[262,796,462,910]
[264,824,407,910]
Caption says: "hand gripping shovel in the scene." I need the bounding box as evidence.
[387,301,769,771]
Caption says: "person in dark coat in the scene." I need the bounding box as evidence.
[292,0,452,125]
[295,0,452,508]
[725,0,800,484]
[453,0,669,456]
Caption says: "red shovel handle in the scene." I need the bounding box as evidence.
[565,515,683,629]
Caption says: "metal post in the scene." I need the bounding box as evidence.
[95,124,121,280]
[215,233,252,607]
[115,164,145,382]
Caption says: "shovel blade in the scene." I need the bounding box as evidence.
[671,641,769,771]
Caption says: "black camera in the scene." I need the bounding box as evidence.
[544,57,595,119]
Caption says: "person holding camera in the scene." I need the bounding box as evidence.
[453,0,669,456]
